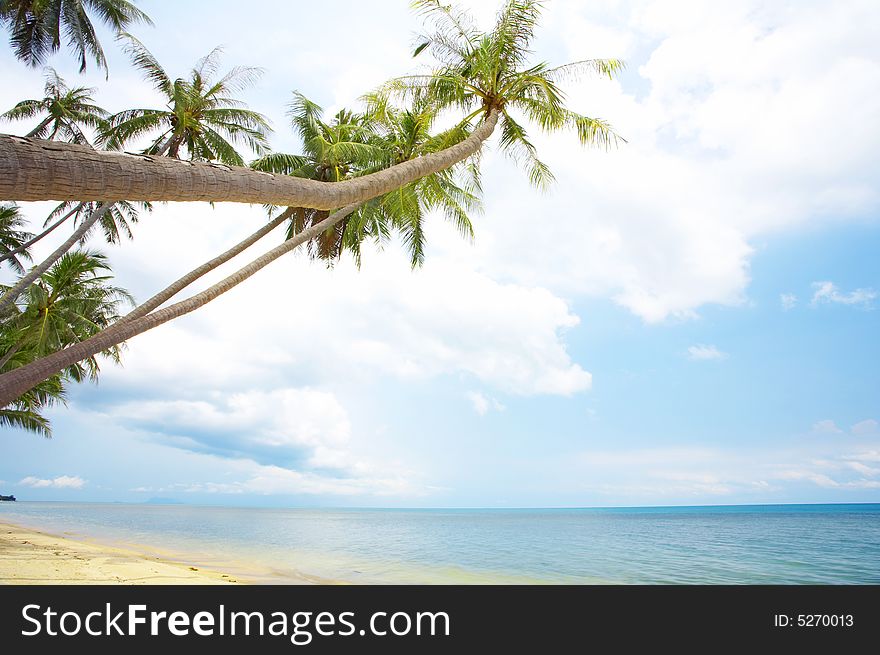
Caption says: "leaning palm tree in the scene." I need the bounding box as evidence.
[0,0,624,406]
[251,93,387,261]
[0,30,272,314]
[0,249,133,374]
[0,0,152,73]
[1,67,109,144]
[0,69,122,280]
[398,0,624,188]
[0,33,270,313]
[251,91,480,267]
[1,249,131,434]
[355,91,482,267]
[100,34,272,165]
[0,203,34,274]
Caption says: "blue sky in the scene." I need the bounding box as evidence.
[1,0,878,507]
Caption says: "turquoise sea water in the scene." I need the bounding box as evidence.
[1,503,878,584]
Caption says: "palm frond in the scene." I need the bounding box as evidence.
[544,58,626,82]
[117,32,172,95]
[250,152,310,176]
[499,111,554,190]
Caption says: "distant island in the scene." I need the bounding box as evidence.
[0,495,16,502]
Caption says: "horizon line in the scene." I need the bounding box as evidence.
[4,500,879,511]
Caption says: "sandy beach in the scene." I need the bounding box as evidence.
[0,520,242,585]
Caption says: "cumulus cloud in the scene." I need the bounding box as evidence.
[780,293,797,310]
[74,391,423,498]
[687,344,728,361]
[114,387,362,471]
[20,475,86,489]
[120,388,350,449]
[811,282,877,308]
[100,236,592,398]
[465,0,880,322]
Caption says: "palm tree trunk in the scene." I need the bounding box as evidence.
[115,207,293,326]
[0,110,499,209]
[0,203,361,406]
[0,203,113,315]
[0,202,84,265]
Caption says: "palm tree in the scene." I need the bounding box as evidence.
[0,201,114,314]
[357,91,482,267]
[100,35,272,165]
[253,92,481,268]
[0,37,268,313]
[111,92,471,328]
[1,36,269,309]
[0,249,132,374]
[399,0,624,188]
[0,249,131,434]
[0,203,34,274]
[0,0,624,405]
[251,93,387,261]
[1,67,109,144]
[0,0,152,73]
[0,202,362,405]
[0,70,135,287]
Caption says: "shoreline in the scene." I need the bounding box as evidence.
[0,520,310,585]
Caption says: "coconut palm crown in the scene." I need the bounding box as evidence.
[0,249,133,381]
[0,0,152,73]
[0,203,34,275]
[0,249,132,435]
[252,93,385,261]
[1,67,109,145]
[389,0,625,189]
[99,34,272,166]
[252,91,481,267]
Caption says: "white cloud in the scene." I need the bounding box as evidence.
[20,475,86,489]
[811,281,877,308]
[780,293,797,310]
[97,222,591,398]
[65,396,424,499]
[464,0,880,322]
[119,388,350,450]
[115,387,365,474]
[687,344,728,361]
[852,419,879,436]
[813,420,843,435]
[467,391,505,416]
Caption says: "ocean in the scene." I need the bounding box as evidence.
[1,502,878,584]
